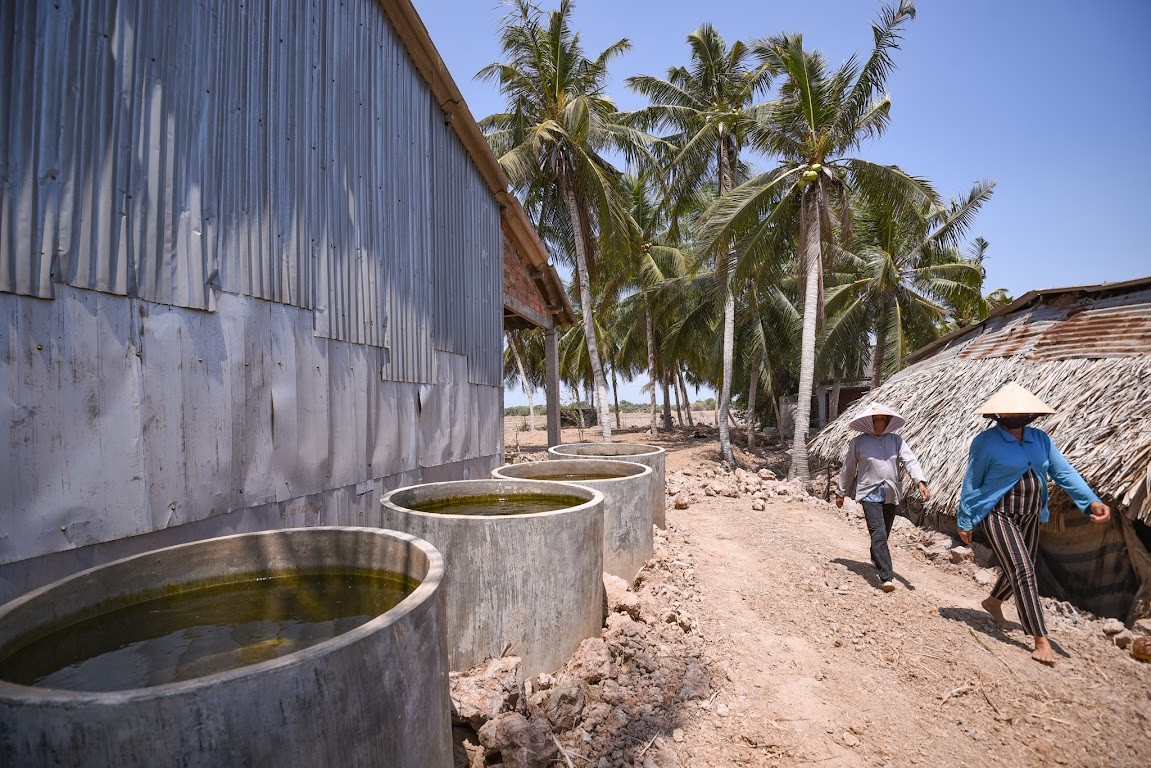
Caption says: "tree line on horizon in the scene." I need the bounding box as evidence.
[484,0,1009,480]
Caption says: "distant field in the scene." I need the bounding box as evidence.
[502,410,719,454]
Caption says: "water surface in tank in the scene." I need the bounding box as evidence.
[523,471,633,481]
[406,493,586,516]
[0,569,416,692]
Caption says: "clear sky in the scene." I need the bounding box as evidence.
[410,0,1151,406]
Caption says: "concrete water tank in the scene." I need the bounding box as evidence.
[491,459,654,582]
[0,527,452,768]
[381,479,603,676]
[548,443,667,528]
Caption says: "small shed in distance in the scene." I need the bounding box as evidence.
[0,0,571,602]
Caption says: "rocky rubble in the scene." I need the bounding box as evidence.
[666,463,827,514]
[450,527,717,768]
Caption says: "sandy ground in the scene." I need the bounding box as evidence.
[500,414,1151,767]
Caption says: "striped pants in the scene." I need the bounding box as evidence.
[981,506,1046,637]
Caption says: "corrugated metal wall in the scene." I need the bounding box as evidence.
[0,0,504,596]
[0,0,502,380]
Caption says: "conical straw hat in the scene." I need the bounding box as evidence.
[975,382,1055,415]
[848,402,906,434]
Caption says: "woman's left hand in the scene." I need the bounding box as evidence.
[1088,501,1111,524]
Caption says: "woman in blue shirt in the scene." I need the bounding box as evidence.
[957,383,1110,665]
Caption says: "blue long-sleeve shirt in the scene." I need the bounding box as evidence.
[957,425,1100,531]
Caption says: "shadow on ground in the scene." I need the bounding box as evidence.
[933,606,1067,657]
[832,557,918,592]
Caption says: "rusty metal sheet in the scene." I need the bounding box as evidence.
[955,307,1049,360]
[953,290,1151,363]
[1031,303,1151,360]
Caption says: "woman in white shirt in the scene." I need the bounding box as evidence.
[835,403,930,591]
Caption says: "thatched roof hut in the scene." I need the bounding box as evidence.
[810,276,1151,621]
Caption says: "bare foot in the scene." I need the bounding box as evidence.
[981,596,1009,628]
[1032,636,1057,666]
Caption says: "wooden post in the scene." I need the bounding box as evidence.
[546,326,561,448]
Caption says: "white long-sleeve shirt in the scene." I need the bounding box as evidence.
[838,432,927,504]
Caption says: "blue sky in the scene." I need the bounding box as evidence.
[411,0,1151,406]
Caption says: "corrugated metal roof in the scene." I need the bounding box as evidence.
[904,276,1151,366]
[955,314,1046,360]
[920,284,1151,364]
[1031,304,1151,360]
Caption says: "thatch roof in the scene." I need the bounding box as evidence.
[810,277,1151,524]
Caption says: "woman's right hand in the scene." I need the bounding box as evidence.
[958,529,973,545]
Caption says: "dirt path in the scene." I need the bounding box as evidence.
[499,419,1151,767]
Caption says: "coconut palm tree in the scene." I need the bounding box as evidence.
[627,25,773,467]
[824,180,995,387]
[504,329,542,432]
[700,0,926,480]
[613,175,700,435]
[479,0,655,442]
[944,238,1013,330]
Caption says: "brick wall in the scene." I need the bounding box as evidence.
[503,235,550,322]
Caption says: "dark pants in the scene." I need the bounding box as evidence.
[861,501,897,582]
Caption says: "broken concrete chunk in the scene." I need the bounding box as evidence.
[950,545,974,564]
[1101,618,1125,636]
[529,683,585,731]
[477,713,558,768]
[565,637,613,684]
[450,656,525,729]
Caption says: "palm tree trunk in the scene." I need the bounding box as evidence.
[746,351,761,450]
[678,366,695,428]
[828,376,842,422]
[611,367,622,430]
[671,371,683,426]
[507,331,535,432]
[871,298,891,388]
[661,372,674,430]
[716,133,738,468]
[645,299,659,436]
[559,173,612,442]
[791,186,823,482]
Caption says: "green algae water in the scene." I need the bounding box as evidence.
[525,471,632,481]
[0,570,416,692]
[407,493,586,516]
